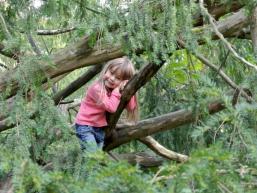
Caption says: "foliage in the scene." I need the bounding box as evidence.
[1,0,257,192]
[167,144,249,193]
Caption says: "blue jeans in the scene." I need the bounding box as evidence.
[75,124,105,152]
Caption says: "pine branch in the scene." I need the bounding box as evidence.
[177,39,254,103]
[199,0,257,72]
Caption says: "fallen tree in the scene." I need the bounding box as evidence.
[0,0,255,167]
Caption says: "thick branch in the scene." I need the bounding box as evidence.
[195,9,250,42]
[104,101,225,150]
[139,136,189,162]
[206,1,243,21]
[0,36,124,98]
[105,18,249,146]
[194,0,244,26]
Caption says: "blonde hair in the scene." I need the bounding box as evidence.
[98,56,139,123]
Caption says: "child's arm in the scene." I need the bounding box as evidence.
[90,83,121,113]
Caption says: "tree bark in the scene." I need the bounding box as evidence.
[104,101,225,150]
[194,0,243,26]
[0,37,124,98]
[139,136,189,162]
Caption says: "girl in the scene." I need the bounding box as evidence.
[75,57,138,152]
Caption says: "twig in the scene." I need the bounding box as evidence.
[151,174,174,183]
[107,151,119,162]
[40,36,51,54]
[36,27,76,35]
[199,0,257,72]
[237,129,248,148]
[214,119,226,142]
[151,167,164,184]
[215,44,231,77]
[67,99,82,110]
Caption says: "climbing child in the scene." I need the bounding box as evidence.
[75,57,138,152]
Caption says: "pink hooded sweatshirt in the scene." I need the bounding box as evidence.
[75,82,136,127]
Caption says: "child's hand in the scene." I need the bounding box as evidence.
[113,80,128,93]
[119,80,128,93]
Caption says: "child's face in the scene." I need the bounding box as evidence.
[103,69,123,90]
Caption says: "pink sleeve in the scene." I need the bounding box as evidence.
[89,84,121,113]
[126,95,137,111]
